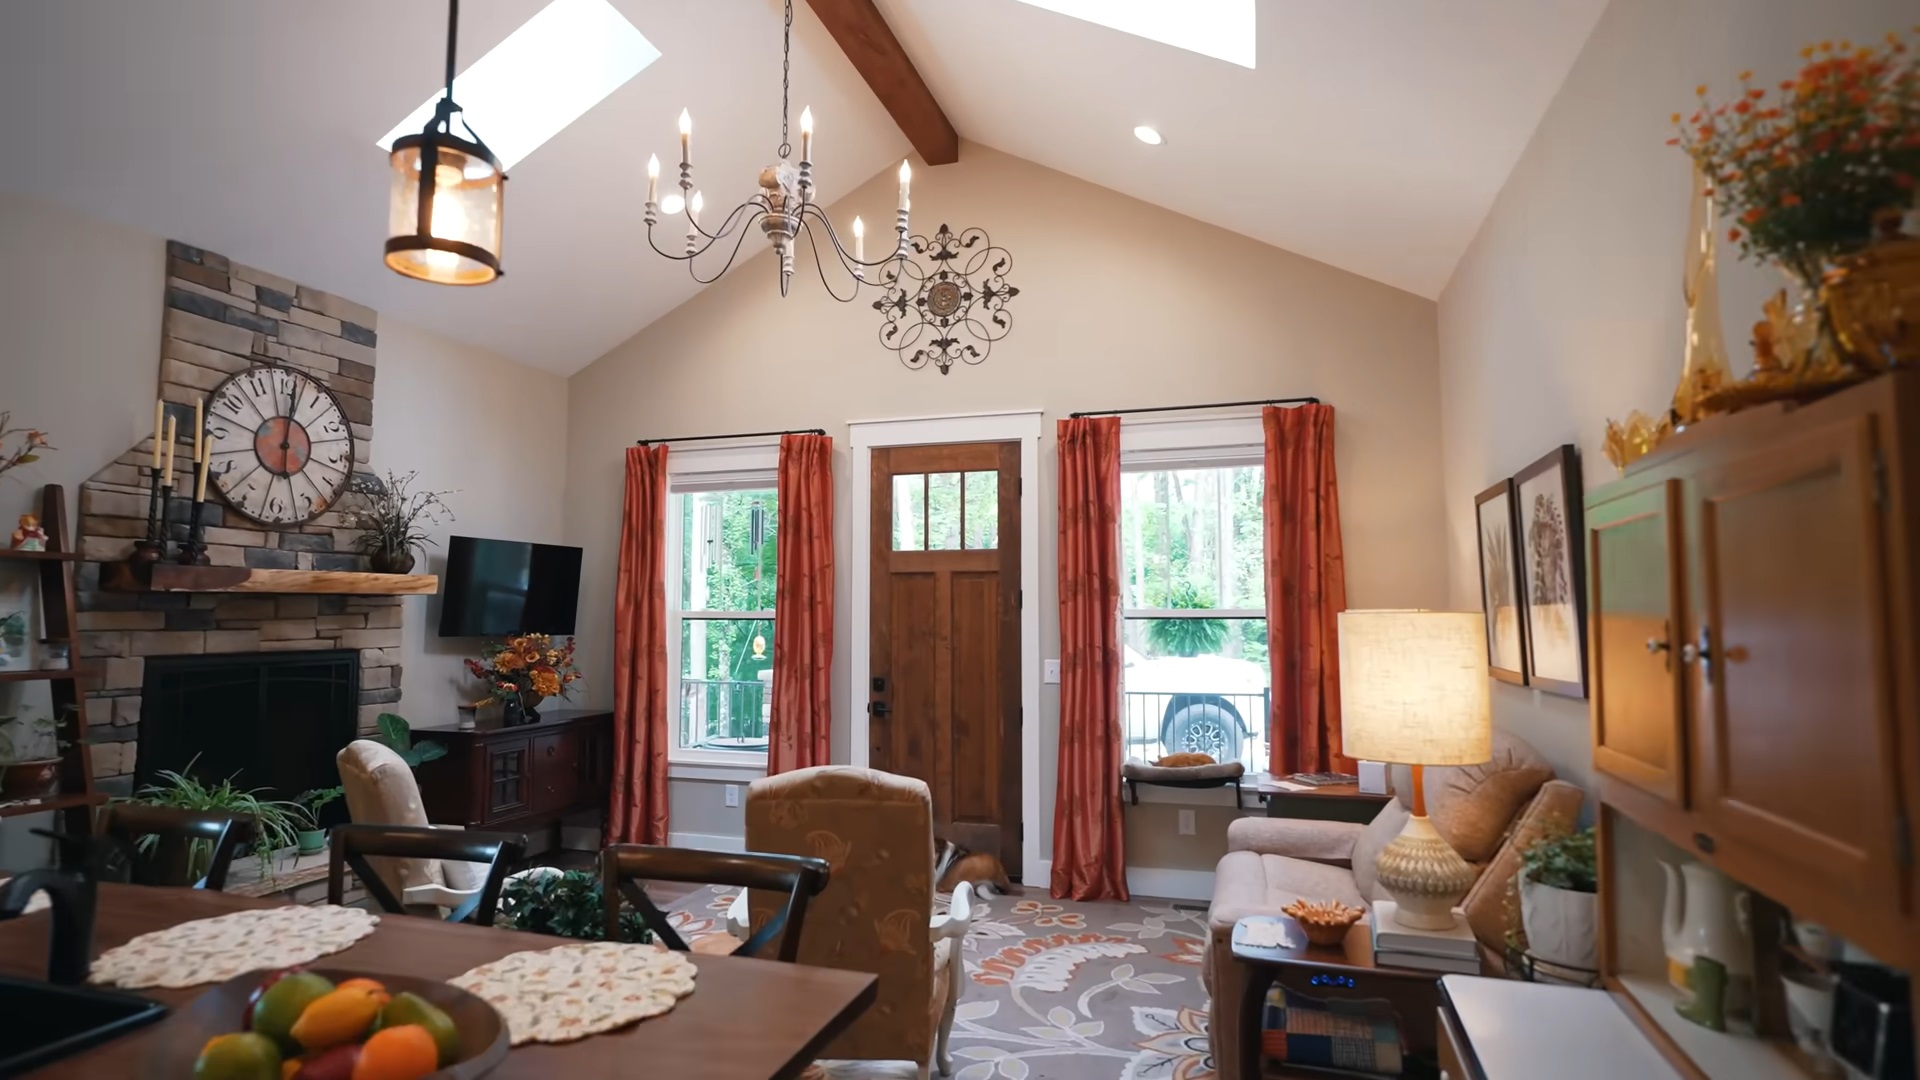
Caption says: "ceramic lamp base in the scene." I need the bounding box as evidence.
[1376,812,1474,930]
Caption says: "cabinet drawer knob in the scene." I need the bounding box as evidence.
[546,745,556,757]
[1645,637,1669,655]
[1693,832,1716,854]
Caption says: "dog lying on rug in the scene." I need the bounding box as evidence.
[935,839,1016,897]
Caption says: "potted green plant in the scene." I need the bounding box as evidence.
[0,712,67,801]
[129,761,307,880]
[372,713,447,768]
[1518,825,1599,980]
[498,869,653,944]
[341,469,454,574]
[294,785,344,855]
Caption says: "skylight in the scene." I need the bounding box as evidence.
[377,0,660,171]
[1010,0,1254,68]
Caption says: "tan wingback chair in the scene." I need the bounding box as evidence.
[739,766,970,1080]
[335,739,489,914]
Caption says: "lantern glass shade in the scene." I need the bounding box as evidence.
[385,134,503,285]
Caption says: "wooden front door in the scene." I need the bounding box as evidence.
[869,442,1022,872]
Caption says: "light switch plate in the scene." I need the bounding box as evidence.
[1044,659,1061,684]
[724,784,739,808]
[1178,809,1196,836]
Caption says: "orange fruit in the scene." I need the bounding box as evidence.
[350,1024,438,1080]
[333,978,388,998]
[289,986,386,1051]
[280,1060,303,1080]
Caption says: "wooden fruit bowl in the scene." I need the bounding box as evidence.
[1282,899,1365,946]
[146,968,508,1078]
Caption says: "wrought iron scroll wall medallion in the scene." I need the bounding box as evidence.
[873,224,1019,374]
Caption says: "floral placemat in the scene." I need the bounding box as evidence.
[89,905,380,988]
[449,942,697,1045]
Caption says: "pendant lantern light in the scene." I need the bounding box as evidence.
[385,0,505,285]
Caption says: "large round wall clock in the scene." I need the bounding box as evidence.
[204,365,355,525]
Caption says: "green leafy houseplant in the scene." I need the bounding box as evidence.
[294,786,344,855]
[498,869,654,944]
[130,760,307,880]
[1520,827,1598,893]
[1515,826,1599,978]
[374,713,447,768]
[341,470,454,573]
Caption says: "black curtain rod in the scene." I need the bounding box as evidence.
[1068,396,1320,419]
[634,427,827,447]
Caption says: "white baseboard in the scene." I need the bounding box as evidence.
[1025,859,1213,903]
[668,830,745,852]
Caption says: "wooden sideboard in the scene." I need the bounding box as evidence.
[1585,370,1920,1076]
[412,709,613,833]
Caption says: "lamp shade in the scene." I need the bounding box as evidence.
[384,132,504,285]
[1338,609,1491,766]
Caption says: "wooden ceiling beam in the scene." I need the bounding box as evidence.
[804,0,958,166]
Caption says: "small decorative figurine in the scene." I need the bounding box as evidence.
[10,514,46,551]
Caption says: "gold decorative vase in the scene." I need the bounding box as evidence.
[1825,239,1920,371]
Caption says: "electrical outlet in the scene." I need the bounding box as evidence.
[1178,809,1196,836]
[724,784,739,808]
[1044,659,1061,684]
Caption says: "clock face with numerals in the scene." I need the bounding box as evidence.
[205,366,355,525]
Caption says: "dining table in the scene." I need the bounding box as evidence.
[0,882,878,1079]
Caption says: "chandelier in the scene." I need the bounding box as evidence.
[643,0,909,300]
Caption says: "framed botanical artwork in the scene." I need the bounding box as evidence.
[1475,479,1528,685]
[1515,444,1588,698]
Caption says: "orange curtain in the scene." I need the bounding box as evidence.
[611,444,671,845]
[1263,404,1352,777]
[768,433,835,774]
[1052,416,1129,901]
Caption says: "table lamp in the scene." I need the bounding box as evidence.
[1338,609,1492,931]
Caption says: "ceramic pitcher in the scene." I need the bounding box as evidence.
[1663,860,1753,1031]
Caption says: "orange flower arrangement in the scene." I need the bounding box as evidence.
[1670,29,1920,282]
[466,633,581,704]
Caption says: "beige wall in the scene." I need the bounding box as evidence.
[563,143,1449,862]
[1434,0,1913,787]
[0,194,566,868]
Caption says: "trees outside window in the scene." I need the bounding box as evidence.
[673,486,777,758]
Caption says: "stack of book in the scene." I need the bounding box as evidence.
[1369,902,1482,975]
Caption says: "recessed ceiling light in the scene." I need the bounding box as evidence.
[377,0,661,171]
[1012,0,1255,68]
[1133,125,1164,146]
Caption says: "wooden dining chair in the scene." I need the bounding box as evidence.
[97,805,256,891]
[328,823,526,926]
[600,845,830,961]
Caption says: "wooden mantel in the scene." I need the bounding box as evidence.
[100,562,438,596]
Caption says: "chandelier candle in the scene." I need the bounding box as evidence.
[646,154,658,206]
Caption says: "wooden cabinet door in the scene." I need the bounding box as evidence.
[532,731,582,815]
[1588,477,1689,805]
[1692,416,1904,908]
[481,737,532,824]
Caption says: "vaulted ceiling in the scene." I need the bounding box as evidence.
[0,1,1607,375]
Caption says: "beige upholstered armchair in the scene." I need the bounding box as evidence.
[728,766,972,1080]
[335,739,493,914]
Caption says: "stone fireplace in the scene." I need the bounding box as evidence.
[76,241,402,797]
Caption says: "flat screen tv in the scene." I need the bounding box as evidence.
[437,536,583,637]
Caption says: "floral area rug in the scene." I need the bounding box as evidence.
[662,886,1216,1080]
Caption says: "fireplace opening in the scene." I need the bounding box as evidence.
[137,651,359,820]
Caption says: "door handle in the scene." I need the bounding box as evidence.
[868,700,890,717]
[1682,626,1714,686]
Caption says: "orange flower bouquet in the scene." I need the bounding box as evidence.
[1670,31,1920,282]
[466,634,581,719]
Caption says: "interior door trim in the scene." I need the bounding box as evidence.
[848,410,1044,885]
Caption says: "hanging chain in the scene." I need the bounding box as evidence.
[778,0,793,159]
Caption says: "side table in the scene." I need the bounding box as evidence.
[1259,781,1393,825]
[1231,914,1443,1079]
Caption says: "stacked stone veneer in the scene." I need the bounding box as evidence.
[76,241,401,796]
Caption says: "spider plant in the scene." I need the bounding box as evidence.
[129,758,308,880]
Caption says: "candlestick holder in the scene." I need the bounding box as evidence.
[175,495,211,566]
[130,466,168,564]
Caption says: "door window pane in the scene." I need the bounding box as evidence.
[893,473,925,551]
[927,472,962,550]
[679,618,773,752]
[678,489,778,611]
[963,471,998,550]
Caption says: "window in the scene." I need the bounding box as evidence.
[1009,0,1255,68]
[1119,421,1268,771]
[666,450,778,769]
[891,470,999,550]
